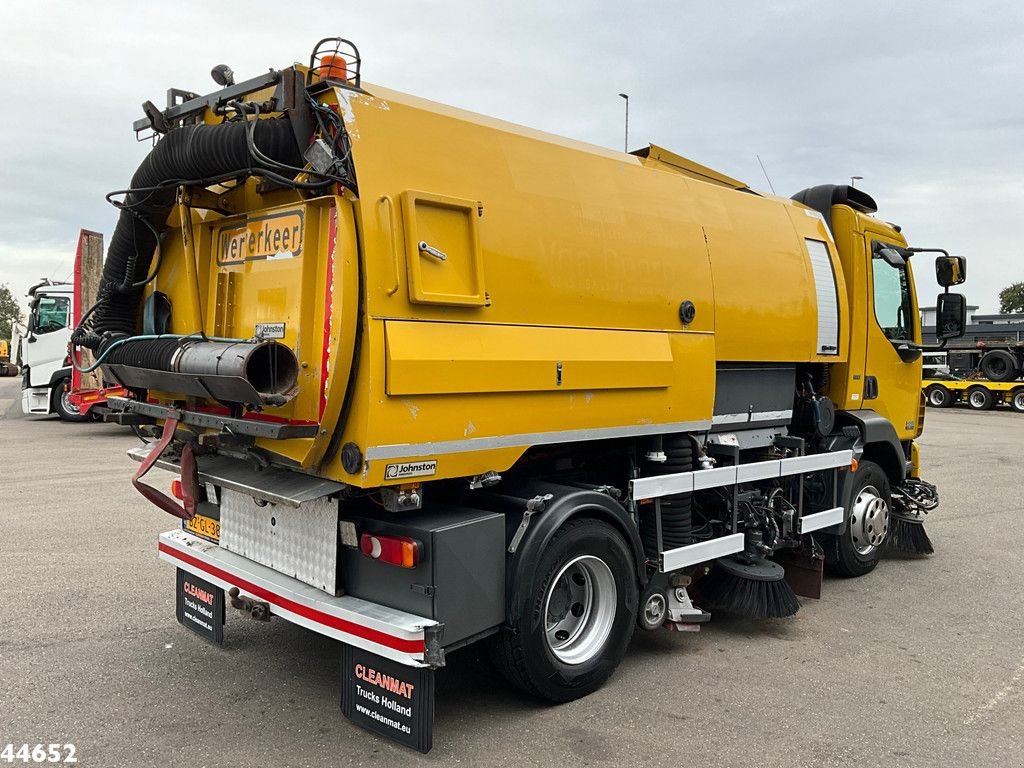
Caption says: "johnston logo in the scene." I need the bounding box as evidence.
[216,209,304,265]
[255,322,286,340]
[384,461,438,480]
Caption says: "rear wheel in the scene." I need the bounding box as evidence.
[1011,388,1024,414]
[925,385,952,408]
[980,350,1019,382]
[51,378,89,422]
[490,518,637,702]
[966,386,994,411]
[825,460,890,578]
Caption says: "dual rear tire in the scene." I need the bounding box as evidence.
[1011,388,1024,414]
[979,350,1019,382]
[925,385,953,408]
[966,386,995,411]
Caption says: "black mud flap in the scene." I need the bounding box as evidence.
[175,568,225,644]
[340,644,435,753]
[776,541,825,600]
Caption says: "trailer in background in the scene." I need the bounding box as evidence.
[68,230,128,417]
[923,376,1024,412]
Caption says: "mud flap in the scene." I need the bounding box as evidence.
[776,544,825,600]
[340,644,435,753]
[175,568,225,644]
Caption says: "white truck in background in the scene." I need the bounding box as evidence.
[21,279,84,420]
[21,231,125,421]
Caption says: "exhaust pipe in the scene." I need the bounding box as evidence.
[102,338,299,406]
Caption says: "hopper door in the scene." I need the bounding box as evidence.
[400,190,486,306]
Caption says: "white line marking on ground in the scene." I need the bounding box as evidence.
[963,655,1024,726]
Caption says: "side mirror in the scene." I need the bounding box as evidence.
[935,292,967,340]
[935,255,966,287]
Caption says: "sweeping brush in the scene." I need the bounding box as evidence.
[885,513,934,556]
[696,556,800,619]
[884,479,938,556]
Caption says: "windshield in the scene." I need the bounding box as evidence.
[29,295,70,335]
[871,252,915,342]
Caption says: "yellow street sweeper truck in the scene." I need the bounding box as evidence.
[78,39,969,751]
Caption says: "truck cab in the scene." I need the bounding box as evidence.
[791,187,966,482]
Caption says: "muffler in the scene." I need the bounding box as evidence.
[102,338,299,406]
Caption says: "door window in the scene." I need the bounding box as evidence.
[871,255,913,342]
[29,296,70,335]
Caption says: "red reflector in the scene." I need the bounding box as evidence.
[170,479,184,500]
[359,533,421,568]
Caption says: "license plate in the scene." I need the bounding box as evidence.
[184,512,220,543]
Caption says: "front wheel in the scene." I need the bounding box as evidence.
[490,518,637,702]
[51,379,89,422]
[825,460,891,578]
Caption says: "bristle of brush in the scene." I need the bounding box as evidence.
[885,517,934,556]
[698,567,800,619]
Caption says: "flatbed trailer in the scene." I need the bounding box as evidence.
[923,377,1024,412]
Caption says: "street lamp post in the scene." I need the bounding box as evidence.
[618,93,629,153]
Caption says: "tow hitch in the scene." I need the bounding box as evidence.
[228,587,271,621]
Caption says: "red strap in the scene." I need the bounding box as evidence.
[180,441,200,519]
[132,416,197,520]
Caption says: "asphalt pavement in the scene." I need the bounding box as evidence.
[1,375,1022,767]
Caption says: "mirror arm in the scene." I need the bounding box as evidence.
[906,247,951,259]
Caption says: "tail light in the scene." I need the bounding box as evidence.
[170,479,184,500]
[360,533,421,568]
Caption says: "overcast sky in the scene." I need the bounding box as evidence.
[1,1,1021,318]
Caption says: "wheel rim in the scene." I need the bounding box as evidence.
[969,390,988,408]
[544,555,617,665]
[641,592,667,629]
[989,358,1008,377]
[928,388,947,406]
[849,484,889,556]
[1015,391,1024,411]
[60,389,76,416]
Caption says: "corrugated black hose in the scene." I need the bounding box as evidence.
[82,118,304,348]
[640,437,695,558]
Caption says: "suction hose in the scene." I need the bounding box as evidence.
[102,337,299,406]
[85,118,303,346]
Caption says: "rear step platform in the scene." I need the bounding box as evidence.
[159,530,442,667]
